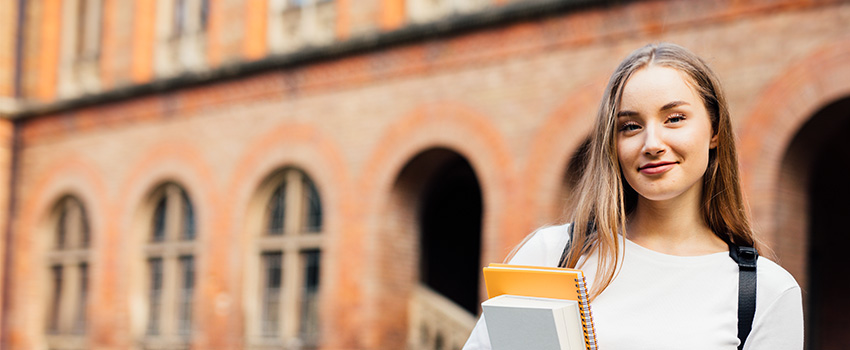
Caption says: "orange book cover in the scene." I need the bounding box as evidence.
[483,263,587,301]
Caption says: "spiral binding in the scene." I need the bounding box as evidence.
[575,275,598,350]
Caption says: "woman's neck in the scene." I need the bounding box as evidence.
[625,191,727,256]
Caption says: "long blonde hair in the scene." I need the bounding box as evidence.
[557,43,760,300]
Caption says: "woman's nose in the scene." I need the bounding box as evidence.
[642,127,666,155]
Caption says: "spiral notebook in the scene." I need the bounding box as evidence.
[482,263,598,350]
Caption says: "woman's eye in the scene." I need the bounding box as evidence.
[667,114,686,123]
[619,123,641,132]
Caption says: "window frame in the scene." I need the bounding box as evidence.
[140,183,199,348]
[45,196,92,350]
[248,168,325,349]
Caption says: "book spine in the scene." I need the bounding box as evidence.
[575,275,598,350]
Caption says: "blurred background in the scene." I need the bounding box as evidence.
[0,0,848,349]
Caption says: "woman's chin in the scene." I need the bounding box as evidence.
[633,187,693,203]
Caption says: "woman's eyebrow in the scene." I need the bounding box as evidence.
[617,110,638,118]
[617,100,690,118]
[660,100,689,111]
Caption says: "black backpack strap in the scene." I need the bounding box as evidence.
[728,243,758,350]
[557,224,575,267]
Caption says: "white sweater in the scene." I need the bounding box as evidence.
[463,224,803,350]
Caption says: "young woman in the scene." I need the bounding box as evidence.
[463,43,803,349]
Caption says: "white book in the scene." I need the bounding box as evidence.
[482,295,585,350]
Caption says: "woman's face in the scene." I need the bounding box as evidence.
[616,65,717,204]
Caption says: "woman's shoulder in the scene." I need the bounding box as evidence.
[757,256,800,287]
[507,223,572,267]
[756,256,801,303]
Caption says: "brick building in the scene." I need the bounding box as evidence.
[0,0,849,349]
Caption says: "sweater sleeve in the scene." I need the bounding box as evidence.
[743,285,804,350]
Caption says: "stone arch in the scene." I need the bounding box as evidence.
[357,102,515,349]
[391,147,483,350]
[779,96,850,349]
[10,154,107,350]
[114,141,217,349]
[522,78,603,230]
[738,38,850,278]
[224,122,350,349]
[736,39,850,349]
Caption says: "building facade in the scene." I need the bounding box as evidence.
[1,0,849,349]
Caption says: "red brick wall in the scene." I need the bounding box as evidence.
[32,0,60,102]
[131,0,156,84]
[379,0,405,30]
[5,0,850,349]
[20,0,44,101]
[0,119,13,338]
[101,0,137,89]
[0,1,16,101]
[243,0,268,60]
[208,0,247,68]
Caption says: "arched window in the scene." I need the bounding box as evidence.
[46,196,91,348]
[254,168,324,348]
[144,183,197,346]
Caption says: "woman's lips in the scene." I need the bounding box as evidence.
[639,162,677,175]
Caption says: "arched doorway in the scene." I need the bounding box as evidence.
[419,152,483,314]
[778,97,850,349]
[389,148,482,350]
[804,97,850,350]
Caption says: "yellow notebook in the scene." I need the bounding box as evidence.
[483,263,598,350]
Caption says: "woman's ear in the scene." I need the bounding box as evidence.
[710,133,719,149]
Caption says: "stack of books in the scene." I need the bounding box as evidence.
[482,264,598,350]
